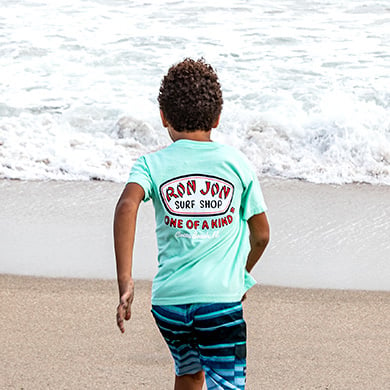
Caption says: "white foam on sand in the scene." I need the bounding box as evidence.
[1,179,389,291]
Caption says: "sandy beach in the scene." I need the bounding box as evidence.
[1,275,389,389]
[1,178,389,389]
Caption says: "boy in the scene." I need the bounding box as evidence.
[114,58,269,390]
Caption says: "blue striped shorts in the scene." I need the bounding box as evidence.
[151,302,246,390]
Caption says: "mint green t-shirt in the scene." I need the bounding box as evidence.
[128,139,267,305]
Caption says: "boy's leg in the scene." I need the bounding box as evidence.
[174,371,205,390]
[151,305,204,387]
[194,302,247,390]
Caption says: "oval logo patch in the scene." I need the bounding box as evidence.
[159,174,234,216]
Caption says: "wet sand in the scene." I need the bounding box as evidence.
[1,179,389,289]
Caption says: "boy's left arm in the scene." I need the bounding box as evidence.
[114,183,145,333]
[246,212,270,273]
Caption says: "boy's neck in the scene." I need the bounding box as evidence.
[169,128,212,142]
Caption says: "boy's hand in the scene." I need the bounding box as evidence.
[116,280,134,334]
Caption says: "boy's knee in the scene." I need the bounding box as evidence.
[188,370,204,382]
[175,370,205,386]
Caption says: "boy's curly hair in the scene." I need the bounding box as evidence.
[158,58,223,132]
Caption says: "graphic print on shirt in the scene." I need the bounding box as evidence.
[160,174,234,217]
[159,174,236,238]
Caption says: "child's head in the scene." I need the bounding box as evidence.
[158,58,223,132]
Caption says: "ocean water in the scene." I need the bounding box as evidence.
[0,0,389,184]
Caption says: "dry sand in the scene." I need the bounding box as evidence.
[1,275,389,389]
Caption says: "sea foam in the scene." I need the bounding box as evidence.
[1,0,389,184]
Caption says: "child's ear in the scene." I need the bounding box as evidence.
[160,110,169,128]
[212,114,221,128]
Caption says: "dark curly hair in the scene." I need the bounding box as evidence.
[158,58,223,132]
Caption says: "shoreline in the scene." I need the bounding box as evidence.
[1,270,387,294]
[1,178,389,291]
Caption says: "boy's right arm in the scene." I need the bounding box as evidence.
[114,182,145,333]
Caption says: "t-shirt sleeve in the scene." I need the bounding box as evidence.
[127,156,153,202]
[240,163,267,221]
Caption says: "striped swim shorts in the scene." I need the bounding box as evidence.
[151,302,246,390]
